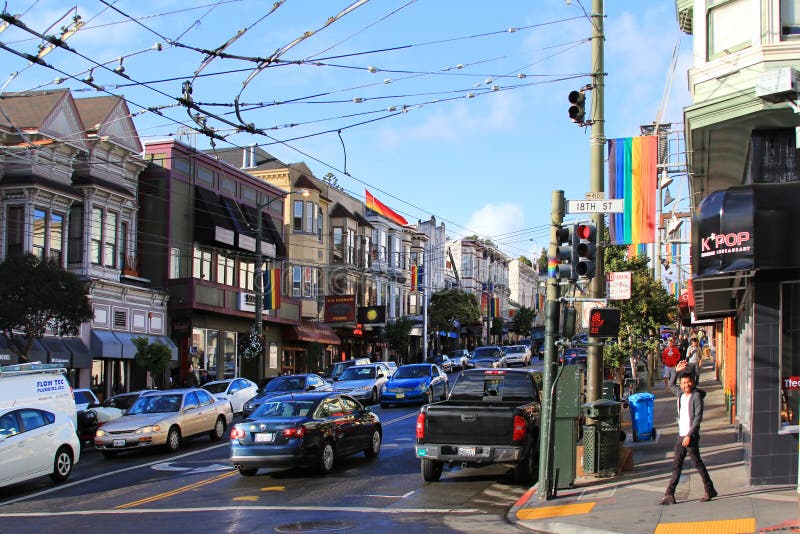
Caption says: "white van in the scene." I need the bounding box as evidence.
[0,363,77,428]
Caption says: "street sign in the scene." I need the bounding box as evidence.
[588,308,620,338]
[566,199,624,214]
[585,192,605,200]
[606,271,632,300]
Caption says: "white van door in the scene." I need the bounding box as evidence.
[0,411,31,484]
[18,409,56,474]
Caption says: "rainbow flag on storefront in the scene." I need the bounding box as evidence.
[607,136,658,249]
[365,189,408,226]
[264,267,281,310]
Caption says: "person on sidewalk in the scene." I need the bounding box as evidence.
[661,338,681,389]
[686,337,701,384]
[659,360,718,505]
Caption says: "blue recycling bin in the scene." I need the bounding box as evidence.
[628,392,655,441]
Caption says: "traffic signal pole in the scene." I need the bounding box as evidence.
[538,190,564,501]
[586,0,606,410]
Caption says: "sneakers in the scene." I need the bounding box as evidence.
[659,494,676,505]
[699,489,718,502]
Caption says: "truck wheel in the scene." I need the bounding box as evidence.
[513,452,535,484]
[421,458,443,482]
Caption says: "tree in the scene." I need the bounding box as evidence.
[536,248,547,274]
[428,289,480,334]
[133,337,172,389]
[490,316,505,342]
[518,255,532,267]
[601,246,676,389]
[511,306,536,337]
[0,254,93,361]
[384,317,412,363]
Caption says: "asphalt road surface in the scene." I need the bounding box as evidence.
[0,399,532,533]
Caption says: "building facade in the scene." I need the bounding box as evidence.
[677,0,800,484]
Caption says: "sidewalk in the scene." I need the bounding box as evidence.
[509,362,800,533]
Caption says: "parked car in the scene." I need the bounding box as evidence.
[0,363,77,428]
[243,374,332,418]
[380,363,449,407]
[384,361,398,376]
[503,345,532,367]
[202,378,258,415]
[426,355,454,373]
[561,348,588,366]
[0,407,80,488]
[229,392,381,476]
[331,364,390,405]
[73,389,100,412]
[448,349,471,370]
[322,357,372,382]
[94,388,233,458]
[469,346,508,368]
[101,390,158,412]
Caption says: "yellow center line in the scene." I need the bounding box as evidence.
[115,470,238,509]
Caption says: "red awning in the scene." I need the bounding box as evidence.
[285,322,341,345]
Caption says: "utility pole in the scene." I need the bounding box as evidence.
[538,190,564,501]
[586,0,606,407]
[253,192,267,382]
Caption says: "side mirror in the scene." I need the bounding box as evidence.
[362,405,372,413]
[307,384,316,391]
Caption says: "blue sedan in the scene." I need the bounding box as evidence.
[380,364,449,407]
[229,392,381,477]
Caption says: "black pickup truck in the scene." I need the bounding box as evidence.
[414,368,540,483]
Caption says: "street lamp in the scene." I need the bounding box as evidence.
[253,188,309,377]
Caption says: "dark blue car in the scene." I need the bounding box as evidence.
[229,391,381,477]
[380,364,449,407]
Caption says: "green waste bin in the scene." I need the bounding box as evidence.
[582,399,621,476]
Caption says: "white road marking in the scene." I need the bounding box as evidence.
[151,462,233,474]
[0,505,483,517]
[364,491,416,498]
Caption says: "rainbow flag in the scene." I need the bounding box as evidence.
[607,136,657,247]
[264,267,281,310]
[365,190,408,226]
[410,265,418,291]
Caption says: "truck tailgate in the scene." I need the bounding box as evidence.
[423,404,516,445]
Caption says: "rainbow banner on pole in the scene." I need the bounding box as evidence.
[365,189,408,226]
[607,136,658,248]
[264,267,281,310]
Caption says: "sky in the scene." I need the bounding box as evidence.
[0,0,693,262]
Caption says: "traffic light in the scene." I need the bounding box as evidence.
[555,224,578,280]
[575,223,597,279]
[568,90,585,124]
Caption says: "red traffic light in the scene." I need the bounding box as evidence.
[576,223,594,240]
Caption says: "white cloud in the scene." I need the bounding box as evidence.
[464,203,525,242]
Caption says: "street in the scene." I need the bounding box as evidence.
[0,374,540,533]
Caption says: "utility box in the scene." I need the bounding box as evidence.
[582,399,621,476]
[552,365,583,489]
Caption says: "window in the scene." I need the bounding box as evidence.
[19,409,49,432]
[119,221,128,270]
[781,281,800,430]
[104,211,118,267]
[362,235,371,268]
[318,206,323,240]
[113,309,127,329]
[90,207,103,264]
[33,209,46,258]
[170,247,182,279]
[782,0,800,37]
[68,206,82,264]
[183,392,200,410]
[51,212,63,264]
[292,265,302,297]
[217,252,235,286]
[333,227,343,263]
[0,412,20,437]
[193,246,213,280]
[707,0,750,59]
[239,258,255,290]
[305,201,314,233]
[293,200,303,231]
[347,229,355,264]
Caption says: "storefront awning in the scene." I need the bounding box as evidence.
[285,322,341,345]
[15,336,48,363]
[41,337,73,367]
[90,329,122,358]
[195,186,236,249]
[113,332,138,359]
[62,337,92,369]
[153,335,179,361]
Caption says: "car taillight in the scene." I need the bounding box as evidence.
[230,427,245,440]
[484,370,506,375]
[416,412,425,439]
[282,426,306,438]
[512,415,527,441]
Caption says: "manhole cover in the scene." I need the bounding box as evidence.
[274,521,354,533]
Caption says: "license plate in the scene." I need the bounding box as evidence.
[458,447,476,456]
[254,432,274,443]
[396,393,405,399]
[113,439,125,447]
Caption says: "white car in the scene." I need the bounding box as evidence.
[202,378,258,414]
[0,406,80,488]
[503,345,532,366]
[73,388,100,412]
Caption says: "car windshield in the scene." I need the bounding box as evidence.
[265,377,306,392]
[393,366,430,379]
[74,391,95,404]
[202,382,229,394]
[104,394,137,410]
[473,347,502,358]
[251,400,316,419]
[339,367,375,381]
[128,394,182,414]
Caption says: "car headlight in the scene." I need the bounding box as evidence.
[96,429,106,437]
[416,382,428,391]
[134,425,161,434]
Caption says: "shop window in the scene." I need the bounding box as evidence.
[780,281,800,431]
